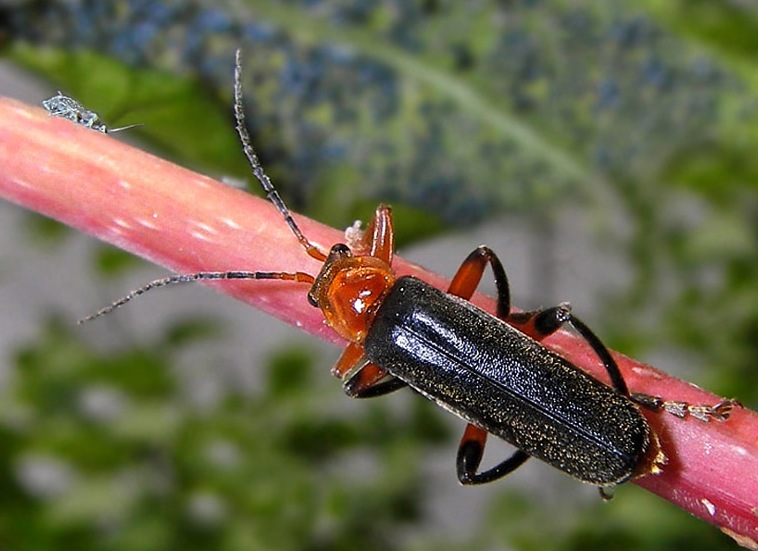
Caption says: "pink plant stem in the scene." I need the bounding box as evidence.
[1,97,757,547]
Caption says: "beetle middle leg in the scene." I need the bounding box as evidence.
[457,424,530,484]
[448,246,534,484]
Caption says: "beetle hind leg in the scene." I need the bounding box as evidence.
[544,314,739,421]
[456,423,530,485]
[507,303,572,341]
[446,246,574,343]
[631,393,738,422]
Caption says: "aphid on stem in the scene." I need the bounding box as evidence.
[42,91,142,134]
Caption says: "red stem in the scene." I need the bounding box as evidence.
[1,98,757,547]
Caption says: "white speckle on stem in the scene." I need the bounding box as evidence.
[731,445,749,457]
[112,217,132,230]
[631,366,663,380]
[220,216,242,230]
[191,177,212,190]
[190,230,215,243]
[12,177,33,189]
[193,221,219,235]
[701,498,717,516]
[136,217,158,230]
[13,104,35,121]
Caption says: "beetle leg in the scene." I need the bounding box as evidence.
[494,305,633,395]
[631,393,738,422]
[449,247,574,341]
[566,315,631,396]
[447,246,631,396]
[457,423,530,484]
[448,246,510,318]
[512,308,632,395]
[452,255,625,394]
[352,204,394,264]
[332,343,407,398]
[447,247,555,483]
[531,311,738,420]
[507,303,572,341]
[331,342,365,379]
[559,316,738,422]
[343,361,407,398]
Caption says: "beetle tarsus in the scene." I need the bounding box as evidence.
[631,393,738,422]
[456,424,531,485]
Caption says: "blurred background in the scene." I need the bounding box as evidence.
[1,1,757,549]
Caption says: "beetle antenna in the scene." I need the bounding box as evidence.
[79,51,327,324]
[78,270,315,324]
[234,49,326,262]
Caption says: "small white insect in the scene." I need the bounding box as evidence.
[42,91,142,133]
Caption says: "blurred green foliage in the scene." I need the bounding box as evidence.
[2,0,757,549]
[1,316,449,550]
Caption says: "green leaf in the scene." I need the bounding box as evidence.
[6,1,747,228]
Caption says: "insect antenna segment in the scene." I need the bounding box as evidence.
[233,49,326,262]
[77,270,315,324]
[78,49,324,324]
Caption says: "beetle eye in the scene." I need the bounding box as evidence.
[330,243,351,255]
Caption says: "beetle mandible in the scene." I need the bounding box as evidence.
[82,50,736,496]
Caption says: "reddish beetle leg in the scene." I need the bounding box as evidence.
[313,206,407,398]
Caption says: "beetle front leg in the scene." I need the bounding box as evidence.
[348,204,394,264]
[344,362,407,398]
[457,423,530,484]
[331,342,365,379]
[332,345,407,399]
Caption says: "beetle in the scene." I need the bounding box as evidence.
[82,50,736,495]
